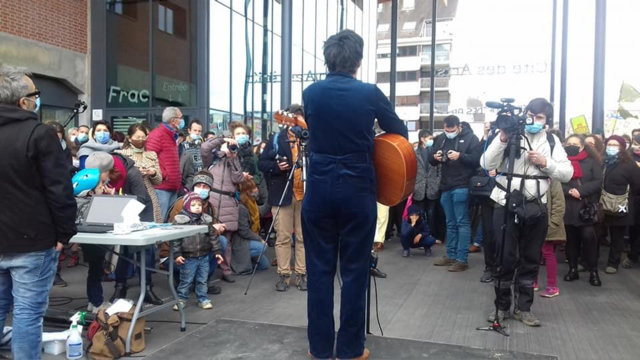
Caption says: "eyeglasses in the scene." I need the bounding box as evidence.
[24,90,41,99]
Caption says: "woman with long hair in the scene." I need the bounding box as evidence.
[562,134,603,286]
[601,135,640,274]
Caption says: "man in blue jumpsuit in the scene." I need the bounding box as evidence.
[302,29,408,360]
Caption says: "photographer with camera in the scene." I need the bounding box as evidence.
[480,98,572,327]
[201,131,251,283]
[429,115,480,272]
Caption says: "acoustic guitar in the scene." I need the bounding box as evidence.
[273,110,416,206]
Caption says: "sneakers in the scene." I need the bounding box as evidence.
[540,287,559,298]
[424,247,432,256]
[480,269,494,283]
[469,244,481,253]
[564,268,579,281]
[447,261,468,272]
[221,273,236,283]
[487,309,510,323]
[53,273,67,287]
[198,300,213,310]
[605,266,617,274]
[275,275,290,292]
[295,274,308,291]
[533,281,539,291]
[370,267,387,278]
[433,256,455,266]
[401,249,410,257]
[622,258,635,269]
[513,309,541,327]
[88,301,111,315]
[172,300,186,311]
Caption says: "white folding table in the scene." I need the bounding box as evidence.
[70,225,208,354]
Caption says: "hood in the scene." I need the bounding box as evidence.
[112,152,136,171]
[0,104,37,126]
[77,138,121,158]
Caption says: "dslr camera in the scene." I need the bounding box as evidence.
[486,98,532,134]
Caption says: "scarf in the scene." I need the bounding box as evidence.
[180,209,202,222]
[567,150,587,179]
[240,193,260,234]
[604,154,619,169]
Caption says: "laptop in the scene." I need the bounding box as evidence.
[77,195,138,233]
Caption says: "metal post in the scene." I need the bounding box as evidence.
[559,0,568,135]
[549,0,557,105]
[429,0,437,133]
[390,0,398,110]
[592,0,606,134]
[281,0,292,109]
[261,0,269,141]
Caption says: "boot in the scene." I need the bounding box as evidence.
[589,271,602,286]
[144,285,163,305]
[66,252,79,267]
[109,283,127,302]
[563,267,579,281]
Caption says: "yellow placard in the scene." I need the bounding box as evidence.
[570,115,590,134]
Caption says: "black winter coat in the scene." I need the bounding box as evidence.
[428,126,480,192]
[602,160,640,227]
[0,104,77,252]
[258,129,296,207]
[562,156,602,226]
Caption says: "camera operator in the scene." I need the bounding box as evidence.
[480,98,572,327]
[428,115,480,272]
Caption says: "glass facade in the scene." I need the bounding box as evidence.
[210,0,376,140]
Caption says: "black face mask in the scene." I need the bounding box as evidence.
[564,145,580,157]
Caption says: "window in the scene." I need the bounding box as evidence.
[378,3,384,12]
[403,0,415,11]
[402,21,416,31]
[377,71,418,83]
[107,0,123,15]
[396,95,419,106]
[158,4,174,35]
[107,0,137,19]
[398,46,417,57]
[377,23,389,32]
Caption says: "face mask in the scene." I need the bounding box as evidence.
[445,131,457,140]
[564,145,580,157]
[235,134,250,146]
[190,133,200,141]
[77,133,88,143]
[130,139,146,149]
[33,97,40,113]
[60,139,67,151]
[426,139,434,147]
[525,122,544,134]
[95,131,111,144]
[605,146,619,157]
[178,118,185,130]
[70,135,77,142]
[197,189,210,200]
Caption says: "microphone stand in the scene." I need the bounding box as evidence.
[476,128,523,337]
[62,100,88,128]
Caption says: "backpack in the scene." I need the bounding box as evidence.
[88,308,146,359]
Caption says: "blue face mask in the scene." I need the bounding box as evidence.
[190,133,200,141]
[235,134,250,146]
[445,131,457,140]
[76,133,88,143]
[197,189,210,199]
[178,118,185,130]
[95,131,111,144]
[34,97,40,113]
[426,139,434,147]
[525,122,544,134]
[605,147,619,157]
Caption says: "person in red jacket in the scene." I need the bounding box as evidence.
[146,106,184,220]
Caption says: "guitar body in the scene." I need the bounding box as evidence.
[374,134,417,206]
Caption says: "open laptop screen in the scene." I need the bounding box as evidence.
[84,195,137,225]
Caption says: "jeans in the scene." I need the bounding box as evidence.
[0,247,58,359]
[208,236,228,278]
[249,240,270,270]
[84,244,107,307]
[156,190,177,222]
[114,246,155,286]
[177,255,210,304]
[440,188,471,263]
[302,152,376,359]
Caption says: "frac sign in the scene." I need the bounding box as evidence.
[108,86,150,105]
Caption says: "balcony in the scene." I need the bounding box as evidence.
[420,77,449,89]
[419,102,449,115]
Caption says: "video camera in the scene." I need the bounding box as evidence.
[486,98,532,134]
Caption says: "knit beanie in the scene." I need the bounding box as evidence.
[606,135,626,149]
[407,205,421,216]
[85,151,114,172]
[183,192,203,214]
[192,172,213,189]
